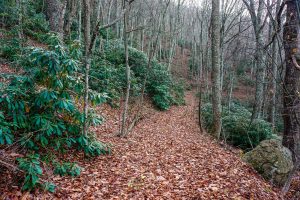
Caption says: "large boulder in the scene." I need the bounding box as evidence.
[242,139,294,186]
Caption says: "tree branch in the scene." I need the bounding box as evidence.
[89,0,136,52]
[292,55,300,70]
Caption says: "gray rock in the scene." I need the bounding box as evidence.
[242,139,294,186]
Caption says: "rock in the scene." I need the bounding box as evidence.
[242,139,294,186]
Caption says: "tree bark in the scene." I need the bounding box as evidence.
[211,0,222,139]
[283,0,300,164]
[120,0,131,136]
[242,0,268,121]
[282,0,300,193]
[45,0,67,37]
[251,34,266,120]
[64,0,76,40]
[16,0,23,40]
[77,0,82,40]
[83,0,91,136]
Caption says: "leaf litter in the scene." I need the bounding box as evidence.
[0,91,285,199]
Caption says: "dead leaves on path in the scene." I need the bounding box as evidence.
[1,92,283,199]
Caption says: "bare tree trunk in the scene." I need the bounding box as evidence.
[120,0,131,136]
[140,18,145,51]
[211,0,222,139]
[269,0,281,131]
[83,0,91,136]
[45,0,67,37]
[198,19,204,131]
[16,0,23,40]
[228,70,234,110]
[106,0,114,42]
[282,0,300,194]
[242,0,268,121]
[269,36,278,131]
[77,0,82,40]
[251,35,266,120]
[64,0,76,40]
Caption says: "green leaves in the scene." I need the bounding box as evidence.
[17,154,43,191]
[91,40,184,110]
[77,135,111,156]
[54,99,75,112]
[42,182,56,193]
[54,162,82,177]
[202,103,273,151]
[0,111,14,144]
[35,89,58,107]
[89,90,107,106]
[17,154,56,192]
[0,127,13,145]
[62,58,79,73]
[0,34,110,192]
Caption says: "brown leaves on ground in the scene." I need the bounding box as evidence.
[0,67,287,199]
[0,62,20,84]
[34,92,281,200]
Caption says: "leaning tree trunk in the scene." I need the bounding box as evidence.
[282,0,300,194]
[211,0,222,139]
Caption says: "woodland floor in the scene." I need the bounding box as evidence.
[18,91,283,199]
[1,62,299,199]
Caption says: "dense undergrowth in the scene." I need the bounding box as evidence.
[91,39,185,110]
[0,35,110,191]
[201,103,276,151]
[0,3,185,192]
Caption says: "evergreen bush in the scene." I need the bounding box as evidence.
[201,103,273,150]
[91,40,185,110]
[0,36,110,191]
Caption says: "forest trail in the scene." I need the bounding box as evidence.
[42,91,282,200]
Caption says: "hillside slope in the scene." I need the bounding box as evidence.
[1,91,281,199]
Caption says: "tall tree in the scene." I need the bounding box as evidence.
[64,0,76,39]
[211,0,222,139]
[120,0,131,136]
[268,0,282,131]
[82,0,91,136]
[282,0,300,193]
[242,0,268,120]
[45,0,67,37]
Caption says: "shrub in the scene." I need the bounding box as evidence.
[0,36,110,191]
[91,40,185,110]
[146,61,174,110]
[17,154,54,192]
[23,13,49,36]
[202,103,272,150]
[171,80,186,105]
[201,103,214,132]
[239,75,255,87]
[54,162,82,177]
[0,29,23,61]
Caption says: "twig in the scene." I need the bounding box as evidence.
[292,55,300,70]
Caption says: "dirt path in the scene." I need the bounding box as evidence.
[43,92,281,199]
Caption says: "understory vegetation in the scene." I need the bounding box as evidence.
[201,103,274,151]
[0,34,110,191]
[0,1,185,192]
[92,39,185,110]
[1,0,299,198]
